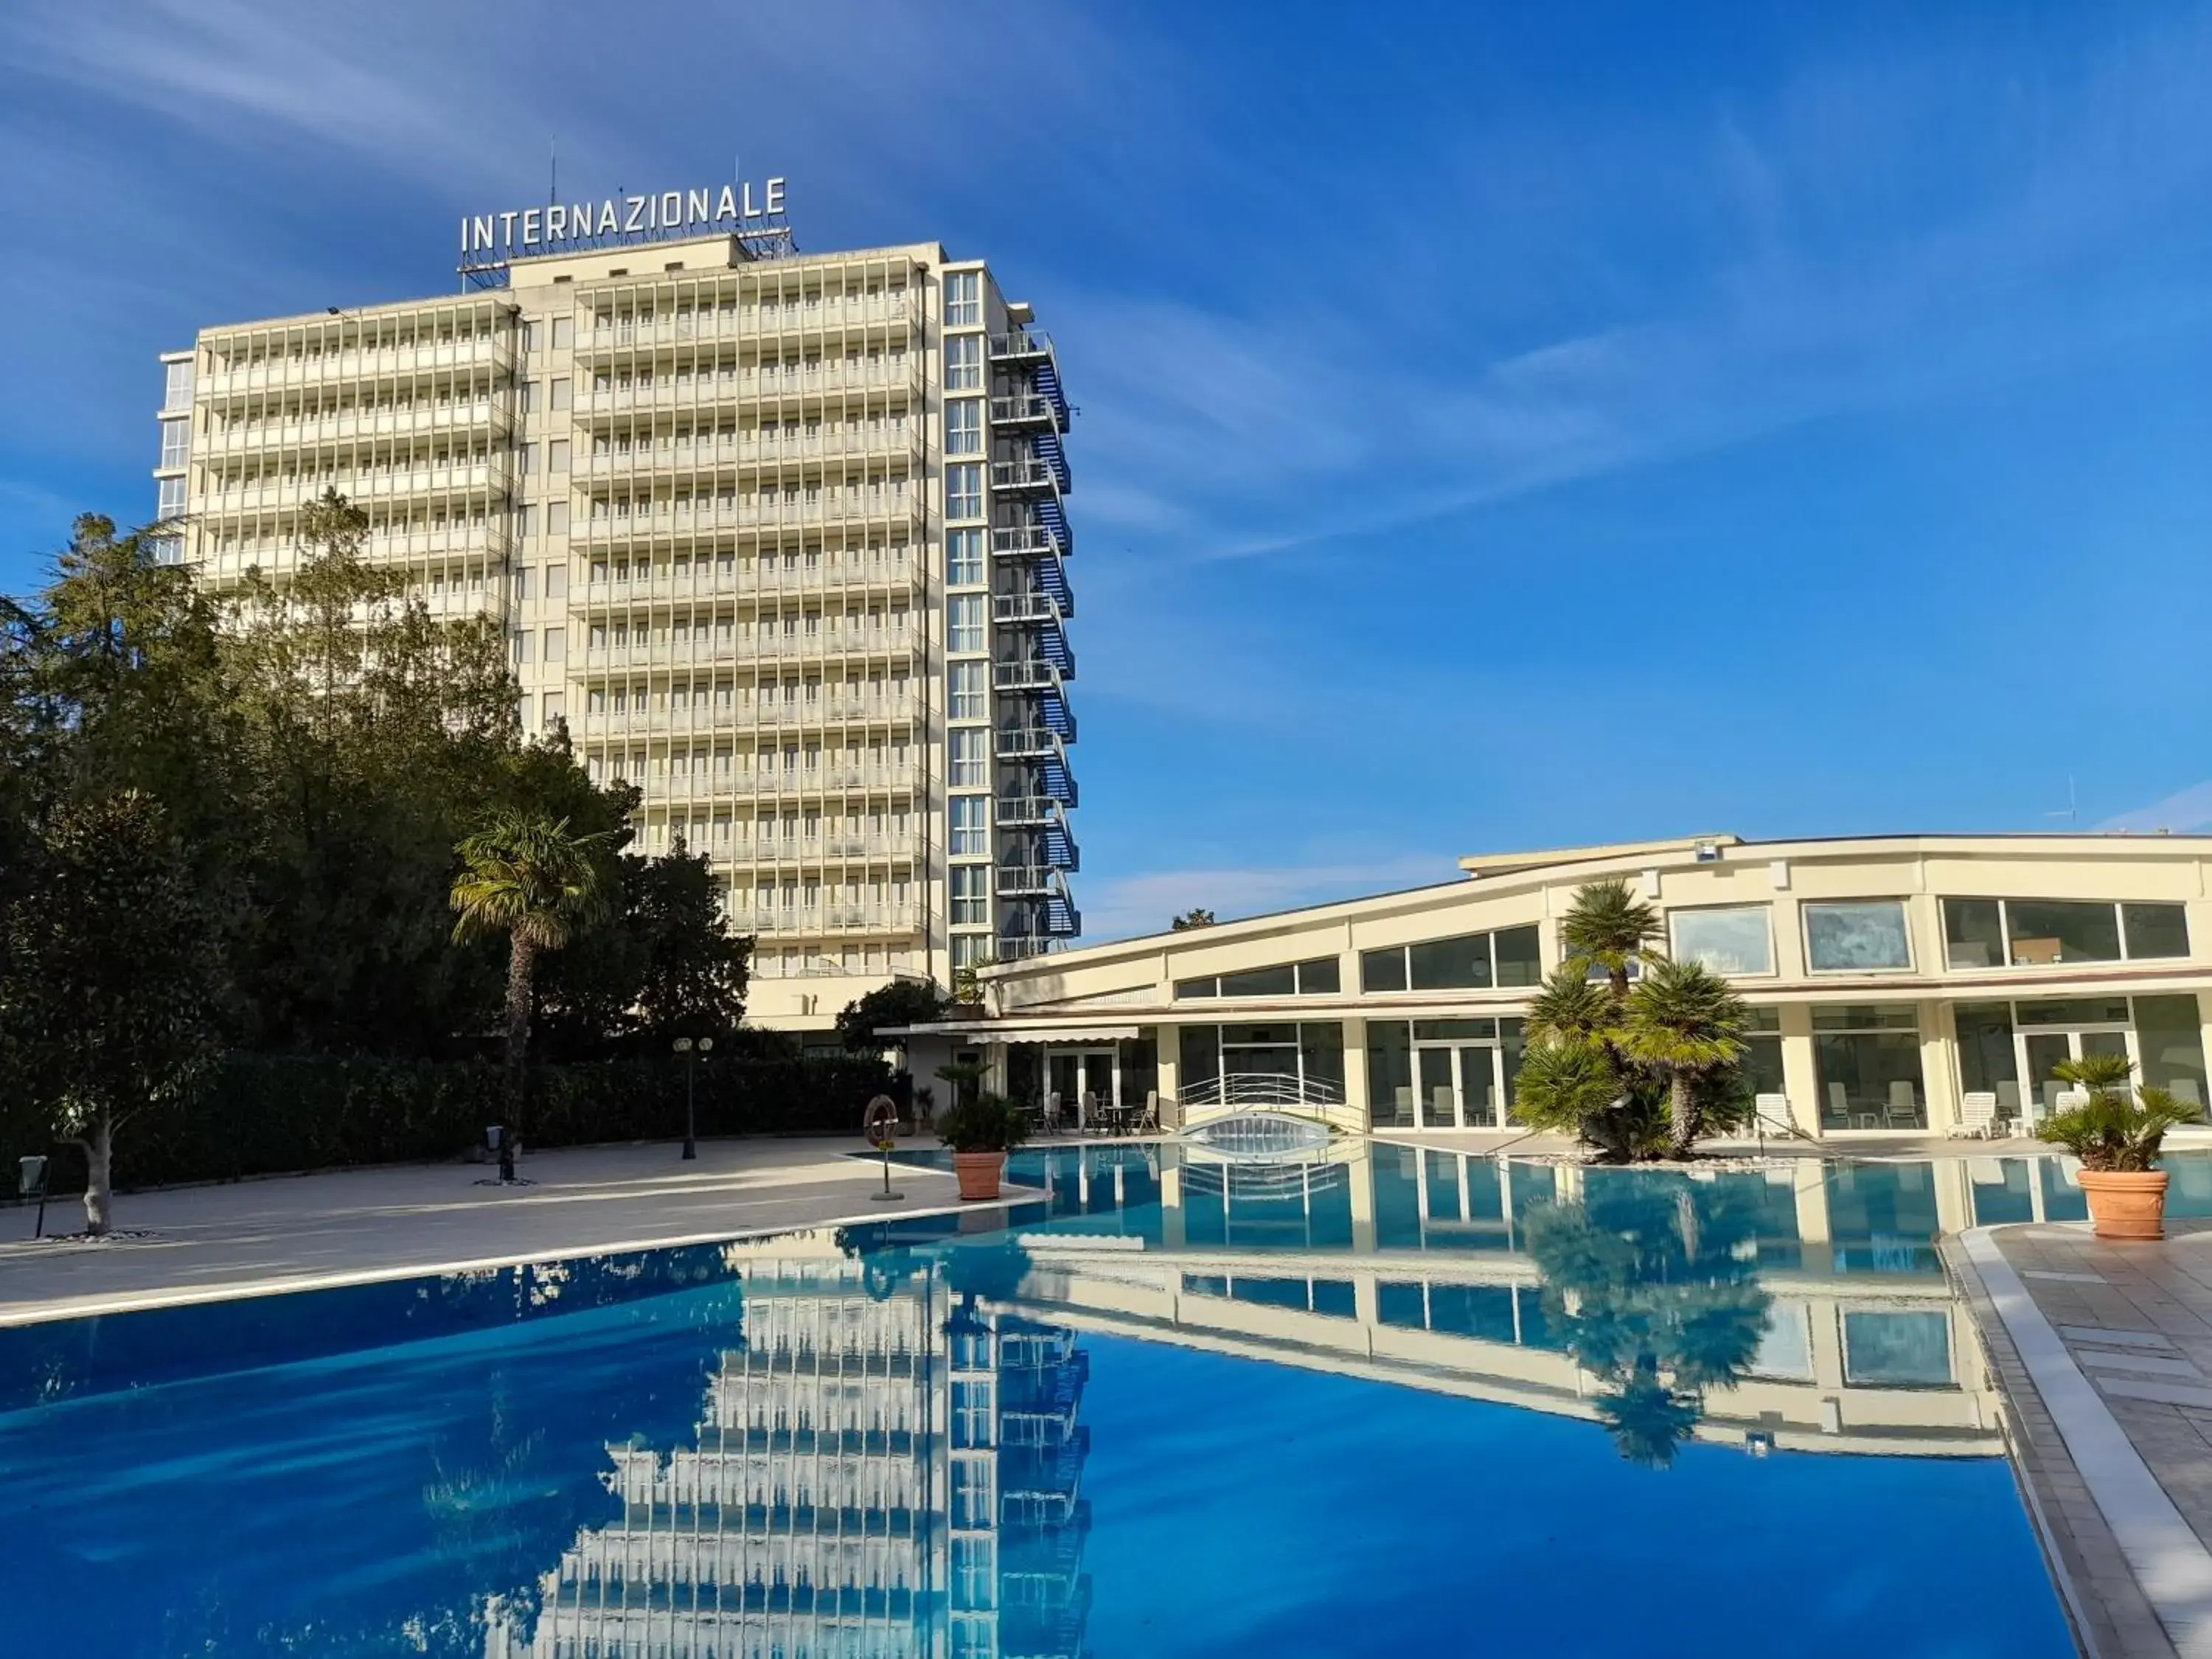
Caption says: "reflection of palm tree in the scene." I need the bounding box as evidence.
[1524,1172,1773,1467]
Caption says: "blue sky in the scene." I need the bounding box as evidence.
[5,1,2212,940]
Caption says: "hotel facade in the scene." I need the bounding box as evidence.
[150,216,1080,1028]
[908,832,2212,1143]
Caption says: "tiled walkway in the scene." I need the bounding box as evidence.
[1954,1220,2212,1658]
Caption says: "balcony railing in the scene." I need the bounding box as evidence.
[599,767,923,799]
[990,522,1068,559]
[995,865,1068,899]
[988,393,1062,429]
[578,358,920,414]
[995,726,1064,760]
[991,459,1059,495]
[577,426,922,480]
[576,293,922,355]
[199,400,510,456]
[580,695,918,731]
[198,462,507,514]
[746,906,920,938]
[579,627,918,669]
[993,659,1063,692]
[992,592,1061,626]
[200,336,507,397]
[579,559,922,605]
[579,493,920,544]
[993,795,1065,828]
[989,330,1054,363]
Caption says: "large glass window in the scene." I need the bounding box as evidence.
[1842,1310,1952,1387]
[1360,925,1540,992]
[163,359,194,409]
[1944,896,2189,968]
[946,399,984,456]
[1953,1001,2019,1107]
[946,463,984,520]
[1366,1020,1415,1128]
[156,477,186,518]
[945,333,981,389]
[944,271,981,327]
[947,660,987,720]
[1175,957,1340,999]
[950,865,990,926]
[949,796,989,856]
[1742,1006,1785,1098]
[1804,901,1913,973]
[1812,1004,1925,1130]
[1669,905,1773,975]
[158,417,189,469]
[947,594,986,654]
[947,527,984,587]
[2135,994,2211,1109]
[948,728,989,786]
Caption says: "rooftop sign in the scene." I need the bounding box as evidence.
[460,178,787,260]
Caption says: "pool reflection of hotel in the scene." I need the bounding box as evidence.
[908,832,2212,1143]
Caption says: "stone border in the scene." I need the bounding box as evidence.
[0,1181,1050,1332]
[1954,1227,2212,1658]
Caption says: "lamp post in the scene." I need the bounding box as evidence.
[674,1035,712,1160]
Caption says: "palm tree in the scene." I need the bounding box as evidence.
[1560,877,1663,1001]
[451,812,610,1178]
[1623,958,1749,1157]
[1521,967,1617,1046]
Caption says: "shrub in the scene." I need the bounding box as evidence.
[936,1092,1030,1155]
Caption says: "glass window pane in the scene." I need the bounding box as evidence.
[1842,1310,1952,1386]
[1942,899,2005,968]
[1669,905,1773,975]
[1220,964,1295,998]
[1179,1025,1220,1091]
[2134,995,2209,1109]
[1815,1031,1926,1130]
[2124,902,2191,960]
[2003,899,2119,966]
[1174,977,1217,1000]
[1493,924,1542,987]
[1811,1004,1920,1032]
[1360,947,1408,993]
[1414,1019,1496,1041]
[1296,956,1341,995]
[1409,932,1491,991]
[1953,1001,2020,1102]
[1366,1021,1413,1127]
[2015,996,2131,1027]
[1300,1022,1346,1098]
[1742,1035,1786,1099]
[1804,900,1913,971]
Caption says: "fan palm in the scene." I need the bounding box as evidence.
[451,813,611,1174]
[1622,958,1749,1157]
[1560,878,1663,1000]
[1522,967,1618,1046]
[2041,1053,2201,1172]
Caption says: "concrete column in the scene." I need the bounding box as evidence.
[1349,1147,1377,1252]
[1920,1000,1959,1136]
[1156,1038,1182,1132]
[1779,1004,1823,1138]
[1342,1020,1371,1130]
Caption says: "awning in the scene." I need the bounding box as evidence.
[881,1022,1144,1043]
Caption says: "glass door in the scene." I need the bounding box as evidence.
[1412,1043,1502,1128]
[1458,1046,1500,1127]
[2019,1024,2134,1122]
[1418,1048,1458,1127]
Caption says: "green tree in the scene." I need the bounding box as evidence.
[0,792,224,1234]
[1170,908,1217,931]
[450,813,613,1174]
[837,978,950,1053]
[1622,957,1751,1158]
[1558,876,1661,998]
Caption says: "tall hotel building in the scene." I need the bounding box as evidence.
[150,211,1081,1028]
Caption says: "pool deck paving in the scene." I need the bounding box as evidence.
[1951,1218,2212,1658]
[0,1135,1016,1329]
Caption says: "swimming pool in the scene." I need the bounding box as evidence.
[0,1142,2104,1655]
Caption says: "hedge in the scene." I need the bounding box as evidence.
[3,1051,896,1196]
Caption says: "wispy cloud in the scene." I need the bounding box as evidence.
[2101,782,2212,835]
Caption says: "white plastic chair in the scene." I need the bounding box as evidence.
[1887,1080,1921,1127]
[1952,1091,1998,1140]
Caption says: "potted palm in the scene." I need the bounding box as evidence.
[936,1091,1029,1200]
[2036,1054,2200,1240]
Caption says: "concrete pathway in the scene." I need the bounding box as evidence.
[0,1135,1001,1329]
[1952,1219,2212,1659]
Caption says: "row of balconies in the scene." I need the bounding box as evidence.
[200,337,509,397]
[577,563,922,605]
[747,906,919,938]
[577,295,922,353]
[577,428,923,482]
[581,695,919,728]
[578,630,918,669]
[579,360,920,415]
[599,766,922,798]
[198,462,507,512]
[691,837,921,864]
[579,495,921,544]
[195,400,509,456]
[199,524,510,571]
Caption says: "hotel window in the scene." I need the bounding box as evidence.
[1812,1005,1924,1131]
[949,728,989,786]
[1942,896,2188,968]
[1842,1310,1953,1387]
[946,399,984,456]
[946,462,984,520]
[947,527,984,587]
[945,333,981,389]
[163,359,194,409]
[1803,900,1913,973]
[948,661,988,720]
[1741,1006,1786,1098]
[1176,957,1342,999]
[950,796,990,856]
[952,933,994,968]
[156,477,186,519]
[945,271,981,327]
[551,316,573,349]
[1359,925,1542,992]
[1669,905,1774,975]
[947,594,987,654]
[158,418,189,469]
[950,865,990,925]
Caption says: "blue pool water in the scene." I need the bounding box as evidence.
[0,1143,2098,1656]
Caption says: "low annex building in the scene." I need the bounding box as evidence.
[907,833,2212,1141]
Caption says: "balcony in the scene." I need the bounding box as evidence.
[577,425,923,481]
[988,392,1064,431]
[577,356,921,416]
[993,794,1066,828]
[199,400,510,457]
[574,293,923,356]
[579,490,922,547]
[992,591,1062,627]
[991,522,1069,560]
[992,935,1060,961]
[579,557,921,607]
[200,335,508,399]
[628,766,922,801]
[991,457,1060,496]
[746,906,920,939]
[995,865,1066,900]
[989,330,1054,365]
[198,462,508,515]
[995,724,1067,761]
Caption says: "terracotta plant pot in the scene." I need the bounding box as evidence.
[953,1150,1006,1202]
[2078,1169,2169,1241]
